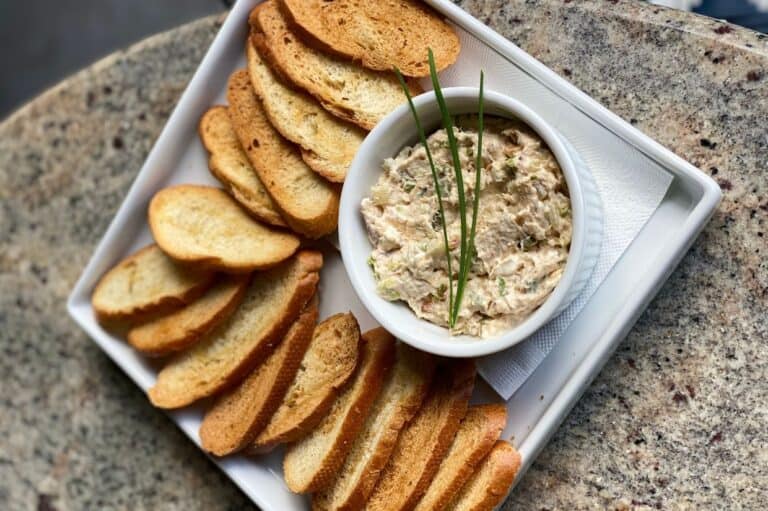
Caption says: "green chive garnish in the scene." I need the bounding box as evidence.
[395,51,485,330]
[395,66,454,324]
[453,70,484,325]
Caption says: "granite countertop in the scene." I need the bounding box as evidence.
[1,1,766,509]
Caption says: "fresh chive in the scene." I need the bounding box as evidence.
[452,71,484,324]
[393,53,485,331]
[428,49,467,328]
[395,67,454,325]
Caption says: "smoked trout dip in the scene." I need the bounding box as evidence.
[361,115,573,338]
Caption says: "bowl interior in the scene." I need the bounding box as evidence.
[339,87,585,357]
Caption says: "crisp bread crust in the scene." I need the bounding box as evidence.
[199,296,318,456]
[251,313,362,452]
[447,441,522,511]
[198,106,287,227]
[246,42,364,183]
[278,0,460,77]
[91,243,214,323]
[249,1,422,131]
[226,69,340,239]
[365,359,476,511]
[283,328,396,493]
[413,404,507,511]
[127,274,250,357]
[252,26,378,132]
[147,250,322,409]
[311,344,437,510]
[148,184,300,272]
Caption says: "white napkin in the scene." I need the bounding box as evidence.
[431,28,674,399]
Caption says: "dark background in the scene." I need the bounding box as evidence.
[698,0,768,33]
[0,0,229,118]
[0,0,765,119]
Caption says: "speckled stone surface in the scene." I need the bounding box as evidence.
[0,1,765,510]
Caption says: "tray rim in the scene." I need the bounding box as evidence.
[66,0,722,508]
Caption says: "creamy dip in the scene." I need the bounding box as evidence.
[361,115,573,338]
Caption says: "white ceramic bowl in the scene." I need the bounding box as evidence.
[339,87,603,357]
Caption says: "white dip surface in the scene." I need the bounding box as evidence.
[361,116,572,338]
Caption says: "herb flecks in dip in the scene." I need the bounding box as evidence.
[361,115,572,338]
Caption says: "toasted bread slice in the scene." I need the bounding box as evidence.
[199,296,319,456]
[227,69,340,239]
[282,328,396,493]
[92,244,214,323]
[279,0,460,77]
[149,185,299,272]
[413,405,507,511]
[364,360,476,511]
[311,343,436,510]
[445,441,522,511]
[246,42,364,183]
[147,250,322,409]
[252,312,361,451]
[199,106,286,227]
[127,274,249,356]
[250,1,420,130]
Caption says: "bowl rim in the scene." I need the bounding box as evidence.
[339,86,588,357]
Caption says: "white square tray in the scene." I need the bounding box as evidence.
[67,0,721,509]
